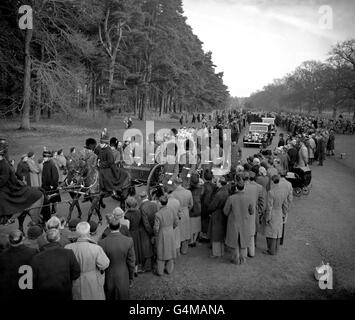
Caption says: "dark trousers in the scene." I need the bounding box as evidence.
[266,238,281,255]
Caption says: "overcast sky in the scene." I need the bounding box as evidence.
[182,0,355,97]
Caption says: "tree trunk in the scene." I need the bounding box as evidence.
[108,58,115,101]
[92,76,96,118]
[20,28,33,130]
[86,77,92,113]
[34,71,41,122]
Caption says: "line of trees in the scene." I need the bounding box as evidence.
[245,40,355,120]
[0,0,230,129]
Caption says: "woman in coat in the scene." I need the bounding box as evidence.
[125,197,152,274]
[207,176,229,258]
[27,152,40,187]
[65,222,110,300]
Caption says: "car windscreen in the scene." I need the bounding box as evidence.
[250,125,268,132]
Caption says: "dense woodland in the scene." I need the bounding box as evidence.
[0,0,230,129]
[246,39,355,120]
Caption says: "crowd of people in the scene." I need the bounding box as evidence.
[0,108,340,301]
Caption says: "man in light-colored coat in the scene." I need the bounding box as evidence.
[166,187,181,256]
[171,177,193,255]
[154,195,178,276]
[264,175,289,255]
[65,222,110,300]
[223,180,254,264]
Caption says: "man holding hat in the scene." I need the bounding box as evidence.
[65,222,110,300]
[0,230,38,299]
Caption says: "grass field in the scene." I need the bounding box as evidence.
[0,115,180,165]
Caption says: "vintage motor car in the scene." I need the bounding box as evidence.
[243,122,272,147]
[262,117,277,136]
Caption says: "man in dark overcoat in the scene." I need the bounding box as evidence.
[31,229,80,300]
[41,150,61,214]
[207,176,229,258]
[0,230,38,300]
[99,218,135,300]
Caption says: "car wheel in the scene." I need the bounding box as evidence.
[302,187,310,195]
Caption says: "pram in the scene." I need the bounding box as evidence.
[285,167,312,197]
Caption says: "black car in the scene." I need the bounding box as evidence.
[243,122,272,147]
